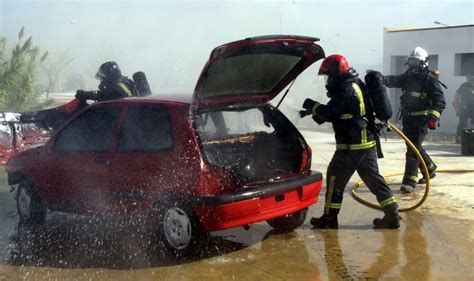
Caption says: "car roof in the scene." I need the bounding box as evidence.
[93,94,193,106]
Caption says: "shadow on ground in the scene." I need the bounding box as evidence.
[423,143,464,156]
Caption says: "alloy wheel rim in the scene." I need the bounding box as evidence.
[162,207,192,250]
[18,186,32,219]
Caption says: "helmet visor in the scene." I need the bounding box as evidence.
[95,70,106,80]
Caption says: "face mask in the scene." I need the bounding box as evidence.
[325,75,336,96]
[406,57,421,68]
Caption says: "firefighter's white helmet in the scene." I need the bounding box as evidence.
[406,47,429,68]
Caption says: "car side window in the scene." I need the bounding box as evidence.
[118,106,173,152]
[53,107,121,152]
[0,123,14,150]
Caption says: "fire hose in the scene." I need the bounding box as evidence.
[351,121,474,212]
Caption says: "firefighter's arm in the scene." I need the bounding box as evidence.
[427,78,446,121]
[423,78,446,130]
[383,74,403,88]
[302,96,350,123]
[75,90,98,101]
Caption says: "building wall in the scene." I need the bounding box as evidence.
[383,25,474,133]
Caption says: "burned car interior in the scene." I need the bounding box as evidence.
[196,105,305,184]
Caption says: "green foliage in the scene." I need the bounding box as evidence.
[0,27,48,112]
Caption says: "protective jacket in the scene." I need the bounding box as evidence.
[456,82,474,117]
[310,75,376,151]
[91,77,137,102]
[384,69,446,120]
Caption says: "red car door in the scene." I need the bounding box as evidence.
[42,105,123,214]
[108,104,193,217]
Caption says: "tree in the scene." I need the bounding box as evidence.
[0,27,48,112]
[41,50,73,95]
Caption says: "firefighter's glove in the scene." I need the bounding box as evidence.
[302,98,319,113]
[299,110,311,118]
[426,118,437,130]
[312,115,325,125]
[75,90,91,100]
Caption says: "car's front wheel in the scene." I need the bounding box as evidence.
[266,208,307,233]
[16,183,46,225]
[155,200,206,257]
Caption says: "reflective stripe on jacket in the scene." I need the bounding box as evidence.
[312,78,376,150]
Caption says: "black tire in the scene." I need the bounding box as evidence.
[155,199,206,258]
[14,222,44,263]
[16,183,46,225]
[266,208,308,233]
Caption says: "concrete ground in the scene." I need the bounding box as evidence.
[0,129,473,280]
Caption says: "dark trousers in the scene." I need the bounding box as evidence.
[457,114,472,139]
[323,147,397,216]
[402,116,436,187]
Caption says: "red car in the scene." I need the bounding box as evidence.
[7,35,324,256]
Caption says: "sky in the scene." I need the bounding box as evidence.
[0,0,473,97]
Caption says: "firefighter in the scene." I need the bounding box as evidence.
[453,74,474,144]
[302,54,400,229]
[75,61,137,102]
[383,47,446,193]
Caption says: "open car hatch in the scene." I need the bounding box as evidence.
[193,35,325,107]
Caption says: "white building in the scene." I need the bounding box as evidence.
[383,24,474,134]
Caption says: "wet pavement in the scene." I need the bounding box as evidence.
[0,129,473,280]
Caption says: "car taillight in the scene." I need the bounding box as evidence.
[299,145,312,172]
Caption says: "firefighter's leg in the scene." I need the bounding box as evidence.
[401,120,423,193]
[356,147,400,229]
[456,115,468,143]
[417,146,437,184]
[311,150,356,229]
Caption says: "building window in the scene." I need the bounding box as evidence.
[455,53,474,76]
[429,55,439,70]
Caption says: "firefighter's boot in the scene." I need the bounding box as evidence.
[418,171,436,184]
[400,184,415,193]
[373,205,400,229]
[418,164,437,184]
[310,214,338,229]
[401,178,417,193]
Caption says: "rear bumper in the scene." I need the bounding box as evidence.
[193,171,323,232]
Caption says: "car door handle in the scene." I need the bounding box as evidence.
[95,155,106,164]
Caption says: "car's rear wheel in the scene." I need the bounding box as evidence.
[266,208,307,233]
[16,183,46,225]
[156,200,206,257]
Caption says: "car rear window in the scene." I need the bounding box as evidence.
[196,107,279,141]
[117,106,173,152]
